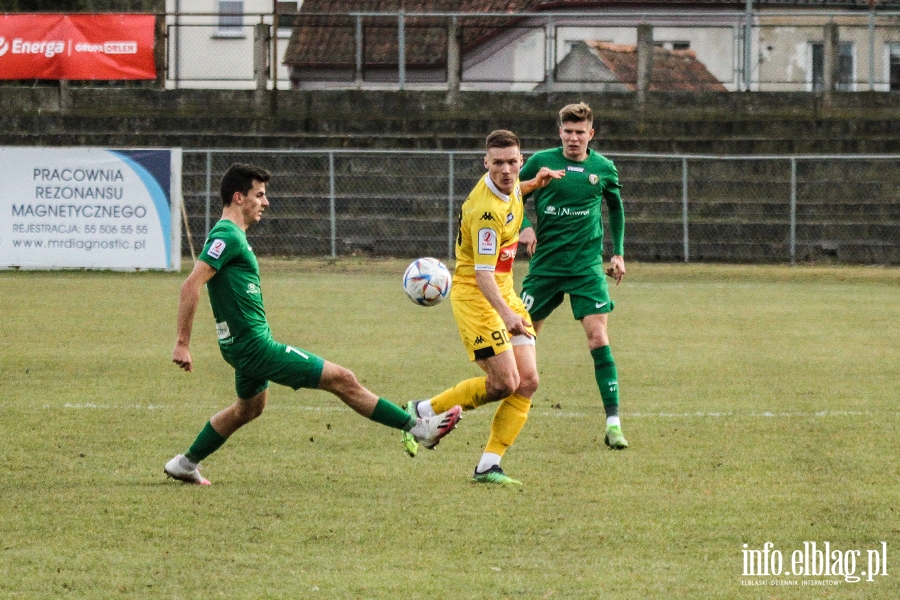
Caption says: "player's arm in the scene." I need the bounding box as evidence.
[520,166,564,196]
[604,165,626,285]
[518,224,537,256]
[518,167,563,256]
[173,260,217,372]
[475,269,532,337]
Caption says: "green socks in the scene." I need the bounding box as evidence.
[370,398,417,431]
[185,420,228,463]
[591,345,619,418]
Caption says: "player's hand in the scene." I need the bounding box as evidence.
[519,227,537,256]
[534,166,565,188]
[172,344,193,372]
[606,255,626,285]
[503,312,533,338]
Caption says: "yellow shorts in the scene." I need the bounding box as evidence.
[450,279,536,362]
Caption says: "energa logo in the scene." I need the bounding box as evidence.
[0,37,9,56]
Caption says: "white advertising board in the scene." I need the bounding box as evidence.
[0,147,181,270]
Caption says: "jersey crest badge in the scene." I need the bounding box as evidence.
[589,174,600,185]
[207,239,226,259]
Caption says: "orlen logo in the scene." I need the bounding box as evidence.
[0,37,8,56]
[74,41,138,54]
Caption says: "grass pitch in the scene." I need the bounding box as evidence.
[2,259,899,599]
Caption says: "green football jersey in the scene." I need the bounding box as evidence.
[520,147,625,277]
[198,219,270,349]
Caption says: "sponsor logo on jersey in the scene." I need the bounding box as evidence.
[543,205,589,217]
[480,212,495,221]
[505,212,514,224]
[589,174,600,185]
[207,239,226,259]
[247,283,260,295]
[495,242,518,273]
[478,228,497,255]
[567,166,585,172]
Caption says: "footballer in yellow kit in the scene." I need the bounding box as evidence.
[452,170,535,360]
[401,129,564,485]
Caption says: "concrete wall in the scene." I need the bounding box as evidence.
[2,87,900,154]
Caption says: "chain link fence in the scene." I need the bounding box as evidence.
[181,150,900,265]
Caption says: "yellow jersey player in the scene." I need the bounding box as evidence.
[402,130,563,485]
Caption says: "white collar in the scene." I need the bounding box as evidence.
[485,174,513,203]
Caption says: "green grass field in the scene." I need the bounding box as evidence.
[2,259,899,599]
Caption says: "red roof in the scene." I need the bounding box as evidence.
[585,41,727,91]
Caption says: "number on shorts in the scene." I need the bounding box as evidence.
[521,291,534,312]
[492,329,510,346]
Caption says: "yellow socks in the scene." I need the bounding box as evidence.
[430,377,489,413]
[485,393,531,456]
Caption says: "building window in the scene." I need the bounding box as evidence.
[217,1,245,38]
[890,44,900,91]
[276,1,297,39]
[811,41,854,91]
[655,41,690,51]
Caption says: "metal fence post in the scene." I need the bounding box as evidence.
[744,0,753,91]
[447,153,455,261]
[868,9,876,90]
[204,151,212,239]
[682,157,689,262]
[329,152,337,258]
[790,157,797,266]
[355,15,363,87]
[544,17,555,91]
[254,22,270,97]
[398,11,405,91]
[446,15,460,104]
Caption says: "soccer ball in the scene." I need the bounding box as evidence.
[402,257,452,307]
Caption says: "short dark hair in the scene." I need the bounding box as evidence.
[219,163,271,207]
[485,129,520,152]
[559,102,593,125]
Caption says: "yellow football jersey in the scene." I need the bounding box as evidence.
[454,173,524,294]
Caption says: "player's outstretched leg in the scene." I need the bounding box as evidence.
[407,405,462,450]
[164,454,211,485]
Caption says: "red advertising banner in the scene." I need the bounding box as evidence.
[0,14,155,80]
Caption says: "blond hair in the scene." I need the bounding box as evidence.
[559,102,593,125]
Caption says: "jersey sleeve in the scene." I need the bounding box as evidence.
[199,228,240,271]
[518,154,541,230]
[604,162,625,256]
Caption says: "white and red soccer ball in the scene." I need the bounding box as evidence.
[402,257,452,307]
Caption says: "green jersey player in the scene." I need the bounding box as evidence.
[518,102,629,450]
[164,163,461,485]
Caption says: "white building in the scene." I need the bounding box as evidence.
[164,0,300,89]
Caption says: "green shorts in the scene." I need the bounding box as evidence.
[520,271,614,323]
[222,338,325,400]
